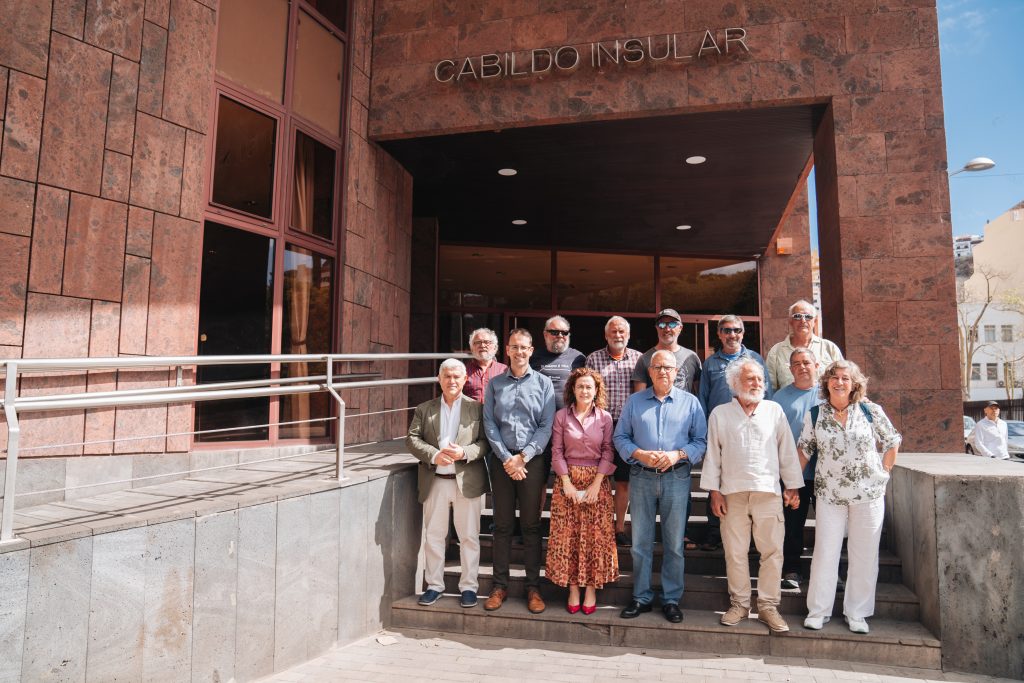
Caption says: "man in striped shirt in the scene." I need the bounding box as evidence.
[586,316,642,546]
[463,327,508,402]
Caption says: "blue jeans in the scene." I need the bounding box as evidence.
[628,463,691,605]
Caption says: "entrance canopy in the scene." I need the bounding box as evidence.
[382,104,823,259]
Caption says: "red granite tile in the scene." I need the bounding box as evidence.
[145,0,170,27]
[432,0,485,27]
[18,370,87,456]
[621,1,685,41]
[106,56,140,154]
[1,71,45,181]
[898,299,956,347]
[38,33,112,196]
[899,388,961,452]
[114,369,167,452]
[344,301,373,353]
[348,135,377,210]
[125,206,154,257]
[860,256,953,303]
[179,129,205,221]
[345,267,374,308]
[349,100,369,139]
[839,256,862,304]
[373,33,409,69]
[146,213,201,355]
[512,13,567,50]
[880,47,941,93]
[85,0,145,60]
[836,175,858,218]
[850,91,925,133]
[83,299,121,454]
[844,301,898,346]
[137,20,167,116]
[374,0,432,35]
[53,0,87,38]
[346,230,368,271]
[62,193,128,302]
[884,128,946,173]
[839,215,893,258]
[119,254,150,354]
[162,0,217,133]
[835,133,886,175]
[0,0,52,78]
[814,52,882,97]
[481,0,540,21]
[750,60,814,102]
[22,292,91,357]
[0,234,29,346]
[922,86,944,130]
[457,19,513,55]
[938,341,960,392]
[0,67,7,117]
[351,66,371,107]
[914,6,938,48]
[0,176,35,237]
[856,171,942,217]
[166,399,193,452]
[101,150,132,202]
[28,185,70,295]
[854,342,941,393]
[891,211,950,257]
[129,112,186,214]
[687,61,752,107]
[846,10,921,54]
[682,0,748,29]
[779,17,845,63]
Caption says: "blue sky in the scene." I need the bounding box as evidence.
[939,0,1024,235]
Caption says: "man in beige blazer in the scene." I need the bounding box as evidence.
[407,358,491,608]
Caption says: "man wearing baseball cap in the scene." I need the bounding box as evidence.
[631,309,702,395]
[968,401,1010,460]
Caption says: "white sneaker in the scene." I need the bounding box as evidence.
[846,616,869,634]
[803,615,830,630]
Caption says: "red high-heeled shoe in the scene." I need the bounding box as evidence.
[581,604,597,615]
[566,602,581,614]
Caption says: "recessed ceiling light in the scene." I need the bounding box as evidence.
[604,269,615,274]
[578,268,589,272]
[498,168,517,176]
[686,155,706,165]
[471,252,482,257]
[512,219,527,225]
[676,225,692,231]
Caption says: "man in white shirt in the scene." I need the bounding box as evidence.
[702,358,804,633]
[969,402,1010,460]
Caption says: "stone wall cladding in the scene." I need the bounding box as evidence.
[368,0,958,452]
[0,0,216,456]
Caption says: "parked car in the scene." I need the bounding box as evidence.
[964,415,976,453]
[1006,421,1024,460]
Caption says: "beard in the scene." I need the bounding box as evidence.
[607,339,627,353]
[737,387,765,404]
[473,349,495,362]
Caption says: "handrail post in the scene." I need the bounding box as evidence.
[2,362,22,544]
[324,356,348,482]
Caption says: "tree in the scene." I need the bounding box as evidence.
[957,267,1001,401]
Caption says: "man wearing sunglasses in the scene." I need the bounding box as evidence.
[764,300,843,392]
[530,315,586,411]
[631,308,702,395]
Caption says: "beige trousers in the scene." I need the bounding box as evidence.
[720,491,785,611]
[421,477,483,593]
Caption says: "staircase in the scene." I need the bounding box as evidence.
[391,471,941,668]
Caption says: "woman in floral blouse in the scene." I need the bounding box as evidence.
[796,360,901,635]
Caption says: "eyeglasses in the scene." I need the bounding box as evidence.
[791,313,816,321]
[471,340,495,346]
[508,345,533,352]
[656,321,681,330]
[545,329,570,337]
[651,365,677,373]
[720,327,743,335]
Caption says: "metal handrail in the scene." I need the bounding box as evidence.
[1,352,469,545]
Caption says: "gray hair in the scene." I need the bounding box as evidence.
[468,327,498,347]
[545,315,570,331]
[717,314,743,331]
[789,346,818,363]
[437,358,467,378]
[788,299,816,316]
[604,316,630,333]
[725,357,764,395]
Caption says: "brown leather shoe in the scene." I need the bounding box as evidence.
[526,588,546,614]
[484,587,507,611]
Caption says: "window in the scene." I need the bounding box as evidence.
[984,325,996,343]
[1001,325,1014,342]
[291,130,336,240]
[660,257,759,316]
[986,363,998,381]
[971,363,981,381]
[212,96,278,220]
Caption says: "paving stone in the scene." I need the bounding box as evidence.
[86,526,146,681]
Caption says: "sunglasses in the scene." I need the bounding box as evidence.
[545,329,570,336]
[720,327,743,335]
[656,321,681,330]
[791,313,815,321]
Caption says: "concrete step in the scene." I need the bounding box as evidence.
[391,595,941,670]
[462,538,903,583]
[440,563,919,621]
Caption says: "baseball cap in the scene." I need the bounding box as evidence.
[986,401,1000,408]
[656,308,682,322]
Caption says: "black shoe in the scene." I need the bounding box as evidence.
[662,603,683,623]
[615,531,631,547]
[620,600,652,619]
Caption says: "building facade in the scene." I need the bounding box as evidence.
[1,0,963,481]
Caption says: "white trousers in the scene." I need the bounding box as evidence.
[421,477,483,593]
[806,496,884,620]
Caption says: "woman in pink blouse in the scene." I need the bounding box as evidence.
[545,367,619,614]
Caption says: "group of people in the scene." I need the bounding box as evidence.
[406,300,902,635]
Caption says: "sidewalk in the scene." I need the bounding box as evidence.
[258,630,1016,683]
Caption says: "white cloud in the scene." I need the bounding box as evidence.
[938,0,991,55]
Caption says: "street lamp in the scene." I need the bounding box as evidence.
[949,157,996,176]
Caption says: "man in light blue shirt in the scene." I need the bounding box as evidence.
[482,328,556,614]
[771,347,821,589]
[614,350,707,623]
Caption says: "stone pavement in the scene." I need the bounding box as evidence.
[257,630,1017,683]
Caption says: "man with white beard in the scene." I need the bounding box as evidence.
[701,358,804,633]
[463,328,508,402]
